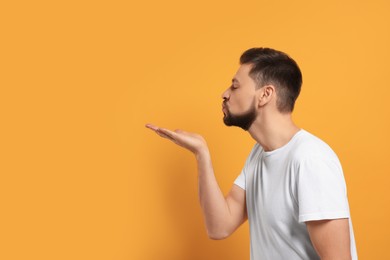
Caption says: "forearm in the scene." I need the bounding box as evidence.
[145,124,240,238]
[196,150,233,239]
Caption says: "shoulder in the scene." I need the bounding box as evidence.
[291,131,346,187]
[290,130,340,164]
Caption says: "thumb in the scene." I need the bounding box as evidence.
[174,129,189,135]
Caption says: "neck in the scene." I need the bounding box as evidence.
[247,111,301,152]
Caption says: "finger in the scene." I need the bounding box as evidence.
[145,123,159,131]
[155,130,173,140]
[157,128,177,140]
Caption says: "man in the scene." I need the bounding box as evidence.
[146,47,358,260]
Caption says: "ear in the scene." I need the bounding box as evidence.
[257,85,275,107]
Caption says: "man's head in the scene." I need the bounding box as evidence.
[222,47,302,130]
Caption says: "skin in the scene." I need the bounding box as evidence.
[146,63,352,259]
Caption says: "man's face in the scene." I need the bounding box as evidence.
[221,64,259,131]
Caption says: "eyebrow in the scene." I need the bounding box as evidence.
[232,78,240,83]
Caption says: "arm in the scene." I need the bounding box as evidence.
[197,149,247,239]
[306,218,352,260]
[146,124,247,239]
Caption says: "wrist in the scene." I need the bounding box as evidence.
[195,147,210,160]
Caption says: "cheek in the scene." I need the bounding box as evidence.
[231,95,255,112]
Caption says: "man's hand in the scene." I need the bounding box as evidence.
[145,123,247,239]
[145,123,208,156]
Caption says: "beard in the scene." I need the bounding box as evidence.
[223,99,257,131]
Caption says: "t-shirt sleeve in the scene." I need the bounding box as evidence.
[234,167,246,190]
[297,155,350,223]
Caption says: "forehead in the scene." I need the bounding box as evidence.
[233,63,255,83]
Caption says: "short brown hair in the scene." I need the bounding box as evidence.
[240,47,302,113]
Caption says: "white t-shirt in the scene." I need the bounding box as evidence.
[234,129,358,260]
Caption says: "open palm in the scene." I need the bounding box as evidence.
[145,123,208,155]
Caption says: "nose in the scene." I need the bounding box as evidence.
[221,87,230,101]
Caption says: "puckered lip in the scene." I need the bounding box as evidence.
[222,104,228,115]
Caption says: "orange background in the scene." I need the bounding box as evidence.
[1,0,389,259]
